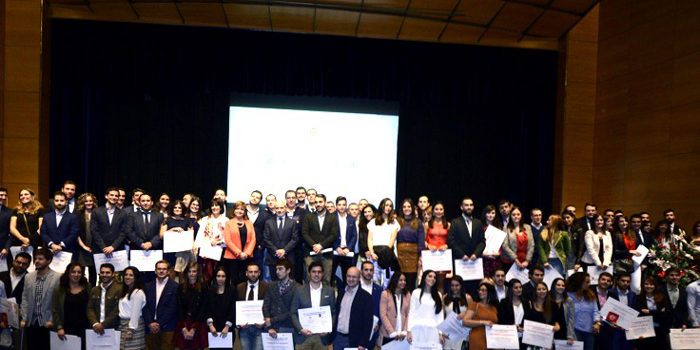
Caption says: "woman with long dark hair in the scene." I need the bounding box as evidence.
[498,279,526,347]
[173,262,207,349]
[76,192,98,285]
[501,207,534,272]
[51,263,90,348]
[634,276,671,349]
[480,204,501,278]
[443,276,472,350]
[204,267,236,349]
[462,282,499,350]
[118,266,147,350]
[396,199,423,290]
[160,200,196,276]
[565,272,599,350]
[9,188,44,249]
[407,270,445,346]
[195,199,228,281]
[612,216,641,274]
[379,272,411,344]
[524,282,561,349]
[358,204,377,261]
[157,193,171,218]
[549,277,576,343]
[424,202,451,292]
[581,214,613,272]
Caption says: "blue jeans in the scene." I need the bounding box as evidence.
[239,326,263,350]
[575,330,595,350]
[333,333,350,350]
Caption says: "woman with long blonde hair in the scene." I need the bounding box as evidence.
[10,188,45,249]
[538,215,571,276]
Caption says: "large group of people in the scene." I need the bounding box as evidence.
[0,181,698,350]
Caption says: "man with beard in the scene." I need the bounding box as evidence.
[447,197,485,296]
[40,191,80,254]
[20,249,61,349]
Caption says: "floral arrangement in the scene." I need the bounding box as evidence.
[648,234,700,288]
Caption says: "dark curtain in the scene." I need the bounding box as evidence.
[49,19,557,217]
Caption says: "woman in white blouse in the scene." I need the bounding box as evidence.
[195,200,229,281]
[118,266,147,350]
[581,214,613,270]
[367,198,401,285]
[407,270,445,346]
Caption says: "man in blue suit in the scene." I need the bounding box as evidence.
[144,260,179,350]
[40,191,79,254]
[359,261,382,347]
[611,273,636,350]
[335,267,373,349]
[332,196,357,287]
[290,261,336,348]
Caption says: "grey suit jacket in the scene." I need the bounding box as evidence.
[290,283,336,345]
[20,269,61,325]
[501,224,534,262]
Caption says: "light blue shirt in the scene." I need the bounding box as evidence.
[568,292,600,333]
[687,281,700,327]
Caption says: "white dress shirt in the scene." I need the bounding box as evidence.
[462,214,473,236]
[338,213,348,247]
[686,280,700,327]
[154,277,169,320]
[310,283,322,308]
[99,281,114,323]
[247,206,259,224]
[119,289,146,330]
[246,281,260,301]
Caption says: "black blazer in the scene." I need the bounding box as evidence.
[0,270,24,300]
[612,232,640,260]
[335,287,374,348]
[40,210,80,252]
[634,293,671,331]
[0,205,13,252]
[90,206,128,251]
[263,215,300,264]
[124,211,164,249]
[251,209,272,253]
[497,298,530,325]
[144,278,179,332]
[333,213,357,251]
[663,285,690,328]
[447,216,485,259]
[301,211,338,256]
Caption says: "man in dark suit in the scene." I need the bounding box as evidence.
[263,200,300,280]
[290,261,336,348]
[285,190,307,283]
[359,261,383,346]
[90,187,128,255]
[40,191,80,254]
[664,209,685,235]
[335,267,373,350]
[591,272,617,350]
[612,273,635,350]
[124,193,164,251]
[332,196,357,287]
[247,190,272,281]
[301,194,338,286]
[522,266,545,302]
[46,180,78,214]
[664,268,690,329]
[144,260,179,350]
[236,263,269,350]
[629,214,652,248]
[122,188,144,214]
[0,252,30,300]
[0,187,13,261]
[575,203,598,233]
[447,197,485,295]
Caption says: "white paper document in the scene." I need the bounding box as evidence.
[553,339,584,350]
[631,265,642,294]
[632,244,649,266]
[625,316,655,340]
[208,332,234,348]
[50,331,82,350]
[262,332,294,350]
[298,305,333,333]
[10,246,34,272]
[0,298,19,328]
[333,250,355,257]
[599,297,639,330]
[85,329,120,349]
[198,243,223,261]
[454,258,484,281]
[129,249,163,271]
[485,324,519,349]
[163,230,194,253]
[505,264,529,284]
[409,325,441,349]
[484,226,507,255]
[49,251,73,273]
[236,300,265,325]
[587,265,613,285]
[669,328,700,349]
[381,339,410,350]
[93,250,129,271]
[567,267,583,278]
[522,320,554,348]
[0,258,8,272]
[543,265,563,288]
[309,247,333,256]
[421,249,453,272]
[437,312,471,341]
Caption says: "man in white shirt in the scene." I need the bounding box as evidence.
[493,268,508,301]
[237,263,268,350]
[144,260,178,350]
[687,280,700,327]
[87,263,123,334]
[290,261,336,348]
[332,196,357,287]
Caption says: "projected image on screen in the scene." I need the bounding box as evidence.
[227,106,399,206]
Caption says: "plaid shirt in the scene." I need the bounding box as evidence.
[33,275,47,325]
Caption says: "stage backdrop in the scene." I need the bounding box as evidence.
[49,19,557,217]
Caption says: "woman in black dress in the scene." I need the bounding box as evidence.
[172,262,207,350]
[160,200,195,274]
[51,263,90,349]
[76,193,98,286]
[9,188,44,250]
[523,282,561,350]
[204,267,236,349]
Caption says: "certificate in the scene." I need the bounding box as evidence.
[129,249,163,271]
[625,316,655,340]
[632,244,648,266]
[163,230,194,253]
[333,250,355,257]
[297,305,333,334]
[10,246,34,272]
[437,312,471,341]
[421,249,453,272]
[382,339,410,350]
[93,250,129,271]
[522,320,554,348]
[309,247,333,256]
[599,297,639,330]
[484,225,507,255]
[631,265,642,294]
[198,243,223,261]
[235,300,265,325]
[262,332,294,350]
[0,258,8,272]
[208,332,234,348]
[50,331,82,350]
[485,325,519,350]
[454,258,483,281]
[553,340,584,350]
[49,251,73,273]
[505,264,529,284]
[543,265,563,288]
[670,328,700,349]
[567,267,583,278]
[0,298,19,328]
[587,265,613,285]
[85,329,120,349]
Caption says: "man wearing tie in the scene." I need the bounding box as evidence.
[90,188,128,256]
[236,263,268,350]
[447,197,485,296]
[301,194,338,286]
[40,191,80,255]
[263,200,300,280]
[125,193,164,251]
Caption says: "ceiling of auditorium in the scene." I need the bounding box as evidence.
[46,0,599,51]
